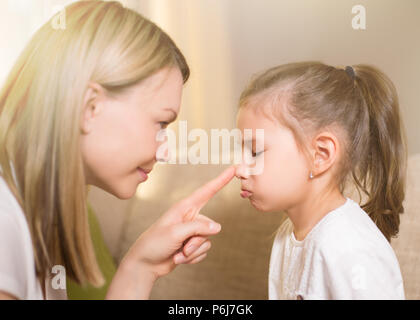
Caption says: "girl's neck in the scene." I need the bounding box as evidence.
[285,187,347,241]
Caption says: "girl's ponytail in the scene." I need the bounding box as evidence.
[352,65,407,242]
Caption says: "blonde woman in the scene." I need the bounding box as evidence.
[0,0,235,300]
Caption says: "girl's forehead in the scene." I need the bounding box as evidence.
[237,103,294,146]
[237,105,279,130]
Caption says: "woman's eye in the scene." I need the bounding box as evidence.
[159,122,169,129]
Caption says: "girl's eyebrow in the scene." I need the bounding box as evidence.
[242,138,256,149]
[242,137,265,149]
[243,138,255,144]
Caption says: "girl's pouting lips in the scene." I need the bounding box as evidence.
[240,188,253,198]
[137,167,151,182]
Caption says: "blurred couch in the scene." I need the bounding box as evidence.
[88,154,420,299]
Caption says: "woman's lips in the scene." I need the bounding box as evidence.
[240,189,253,198]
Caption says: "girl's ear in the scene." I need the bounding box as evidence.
[310,131,339,178]
[80,82,105,134]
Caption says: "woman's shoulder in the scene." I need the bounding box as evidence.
[0,174,44,300]
[0,175,22,216]
[0,174,29,242]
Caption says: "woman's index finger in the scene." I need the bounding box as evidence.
[188,166,236,209]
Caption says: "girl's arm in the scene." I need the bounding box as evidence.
[105,167,235,300]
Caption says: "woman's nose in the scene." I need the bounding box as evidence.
[156,146,169,163]
[155,130,171,163]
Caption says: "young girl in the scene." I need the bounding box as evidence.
[235,62,406,299]
[0,1,235,300]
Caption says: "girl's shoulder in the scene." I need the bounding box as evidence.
[310,199,405,299]
[272,198,399,264]
[310,198,397,261]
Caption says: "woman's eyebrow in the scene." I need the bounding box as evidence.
[164,108,178,122]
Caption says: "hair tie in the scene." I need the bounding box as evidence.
[345,66,355,80]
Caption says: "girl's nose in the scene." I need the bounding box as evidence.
[235,164,250,179]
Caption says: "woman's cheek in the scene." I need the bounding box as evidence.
[138,126,162,161]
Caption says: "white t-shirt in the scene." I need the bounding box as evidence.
[268,198,405,300]
[0,169,67,300]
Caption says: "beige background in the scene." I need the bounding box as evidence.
[1,0,419,299]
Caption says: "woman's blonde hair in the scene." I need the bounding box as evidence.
[0,0,189,290]
[240,62,407,242]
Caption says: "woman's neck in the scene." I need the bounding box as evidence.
[285,186,347,241]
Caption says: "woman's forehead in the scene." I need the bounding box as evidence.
[115,68,183,113]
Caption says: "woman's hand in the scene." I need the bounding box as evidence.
[106,166,235,299]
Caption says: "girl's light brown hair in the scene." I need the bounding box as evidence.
[240,62,407,242]
[0,0,189,292]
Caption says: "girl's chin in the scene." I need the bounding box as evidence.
[248,197,271,212]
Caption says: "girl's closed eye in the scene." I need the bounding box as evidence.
[252,150,265,157]
[158,121,170,129]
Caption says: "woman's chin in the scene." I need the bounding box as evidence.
[115,190,135,200]
[105,183,138,200]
